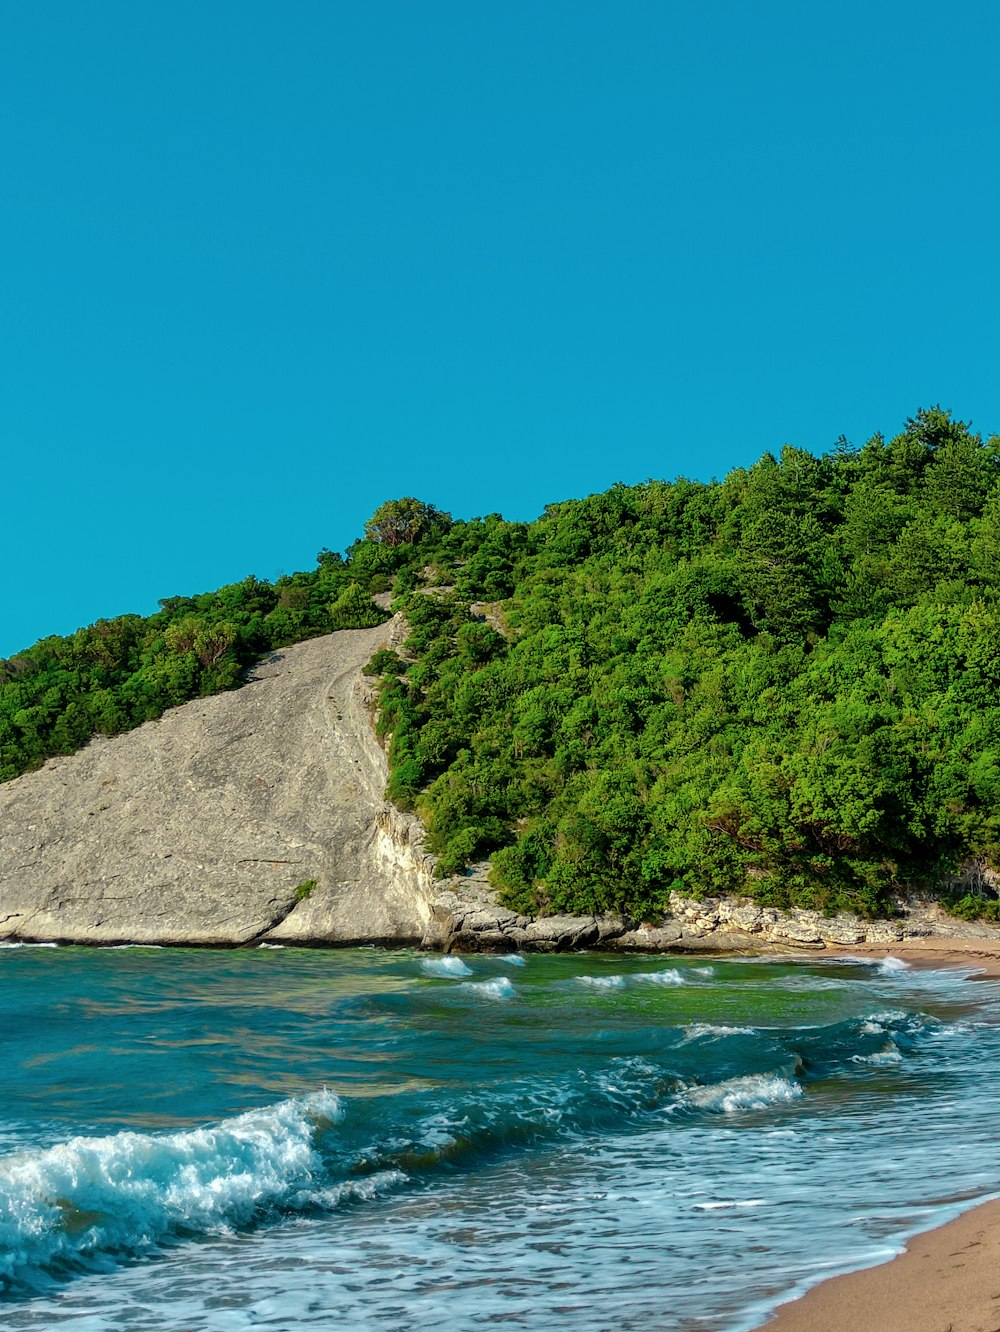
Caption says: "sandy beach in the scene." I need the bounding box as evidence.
[756,937,1000,1331]
[830,936,1000,980]
[758,1196,1000,1332]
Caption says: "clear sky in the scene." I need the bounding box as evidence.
[2,0,998,656]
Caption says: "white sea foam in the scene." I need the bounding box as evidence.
[497,953,526,966]
[860,1009,911,1030]
[928,1019,989,1039]
[460,977,516,1000]
[684,1075,802,1114]
[878,956,911,974]
[860,1019,888,1035]
[575,968,686,990]
[682,1023,756,1042]
[851,1047,903,1066]
[692,1198,768,1210]
[421,956,473,977]
[0,942,58,949]
[693,966,716,977]
[306,1169,405,1211]
[0,1090,345,1284]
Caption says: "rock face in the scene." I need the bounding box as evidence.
[4,616,1000,953]
[0,617,438,946]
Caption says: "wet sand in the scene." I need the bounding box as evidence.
[829,936,1000,979]
[759,1196,1000,1332]
[756,937,1000,1330]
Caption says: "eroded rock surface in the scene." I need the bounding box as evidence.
[0,617,437,945]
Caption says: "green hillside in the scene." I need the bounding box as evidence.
[373,409,1000,919]
[0,558,389,782]
[4,408,1000,922]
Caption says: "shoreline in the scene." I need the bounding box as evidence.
[754,938,1000,1331]
[756,1195,1000,1332]
[827,935,1000,978]
[5,932,1000,971]
[6,923,1000,1327]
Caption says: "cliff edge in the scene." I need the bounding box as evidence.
[0,616,439,946]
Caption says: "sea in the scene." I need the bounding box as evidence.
[1,943,999,1331]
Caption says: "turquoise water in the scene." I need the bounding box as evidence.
[2,945,1000,1330]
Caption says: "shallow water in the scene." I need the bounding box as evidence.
[2,945,999,1329]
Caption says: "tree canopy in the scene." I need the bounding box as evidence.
[6,416,1000,923]
[0,558,388,782]
[364,498,451,548]
[369,410,1000,919]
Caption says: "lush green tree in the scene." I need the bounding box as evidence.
[364,498,451,548]
[367,408,1000,920]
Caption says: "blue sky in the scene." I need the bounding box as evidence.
[3,0,998,656]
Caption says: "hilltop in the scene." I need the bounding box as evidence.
[5,408,1000,934]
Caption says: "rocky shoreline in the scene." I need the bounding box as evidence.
[427,876,1000,955]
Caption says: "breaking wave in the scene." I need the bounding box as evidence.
[575,968,687,992]
[633,968,686,986]
[682,1023,758,1042]
[682,1075,803,1114]
[458,976,516,1000]
[0,1091,353,1292]
[878,956,911,974]
[421,956,473,977]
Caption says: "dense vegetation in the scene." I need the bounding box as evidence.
[5,409,1000,922]
[370,410,1000,918]
[0,555,388,782]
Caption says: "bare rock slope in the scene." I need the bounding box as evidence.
[0,617,439,946]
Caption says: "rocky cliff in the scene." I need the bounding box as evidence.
[0,616,439,946]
